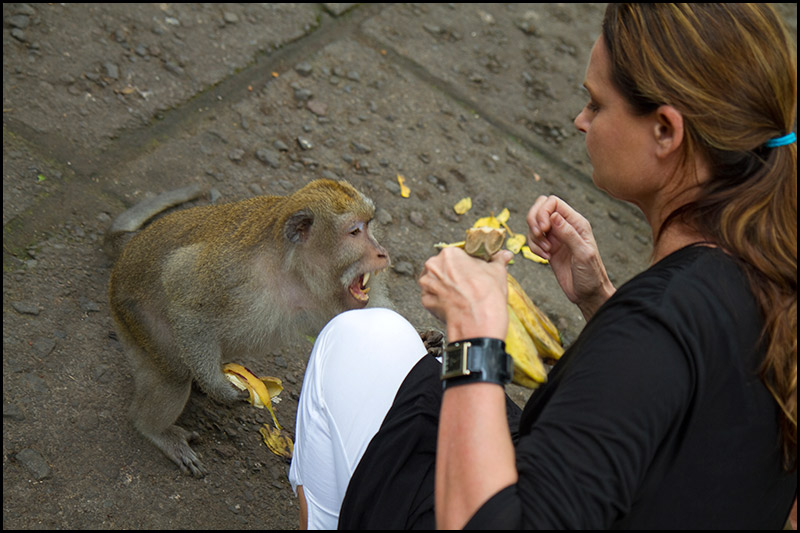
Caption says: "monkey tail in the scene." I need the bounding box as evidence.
[104,183,208,259]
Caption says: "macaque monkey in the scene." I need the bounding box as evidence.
[108,179,390,476]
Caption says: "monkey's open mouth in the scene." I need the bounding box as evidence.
[348,272,371,303]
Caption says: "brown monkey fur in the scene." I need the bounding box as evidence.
[108,179,390,476]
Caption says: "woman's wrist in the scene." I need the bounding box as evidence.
[577,280,616,321]
[445,304,508,343]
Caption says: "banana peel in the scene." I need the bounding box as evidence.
[453,197,472,215]
[464,226,507,261]
[260,425,294,460]
[506,304,548,387]
[507,274,564,362]
[224,363,294,460]
[223,363,284,429]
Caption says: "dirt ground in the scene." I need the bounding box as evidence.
[3,3,796,530]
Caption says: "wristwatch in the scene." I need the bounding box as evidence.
[441,337,513,389]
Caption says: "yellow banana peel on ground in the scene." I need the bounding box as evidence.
[453,197,472,215]
[223,363,293,458]
[397,174,411,198]
[260,425,294,460]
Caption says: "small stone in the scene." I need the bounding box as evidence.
[293,88,313,102]
[409,211,425,227]
[442,207,460,223]
[306,100,328,116]
[375,208,393,225]
[104,62,119,80]
[4,402,25,421]
[8,15,30,29]
[351,142,372,154]
[79,297,101,313]
[256,148,281,168]
[11,301,39,315]
[294,62,313,77]
[164,61,184,76]
[15,449,51,481]
[10,28,27,42]
[384,180,401,195]
[392,261,415,277]
[32,338,55,357]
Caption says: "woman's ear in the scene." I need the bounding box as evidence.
[653,105,685,159]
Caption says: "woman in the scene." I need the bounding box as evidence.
[292,4,797,529]
[425,4,796,528]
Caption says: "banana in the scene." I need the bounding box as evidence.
[505,304,548,387]
[506,274,564,362]
[461,226,565,388]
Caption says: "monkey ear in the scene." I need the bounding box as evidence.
[284,209,314,243]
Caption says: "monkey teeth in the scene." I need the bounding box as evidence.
[348,272,371,303]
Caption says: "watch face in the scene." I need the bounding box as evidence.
[442,342,470,380]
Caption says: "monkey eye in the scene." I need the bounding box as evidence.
[348,222,365,236]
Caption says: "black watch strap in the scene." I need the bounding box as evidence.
[441,337,513,389]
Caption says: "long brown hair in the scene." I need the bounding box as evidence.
[602,3,797,470]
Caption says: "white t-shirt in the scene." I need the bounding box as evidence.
[288,308,427,530]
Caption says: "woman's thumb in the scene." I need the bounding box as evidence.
[491,249,514,266]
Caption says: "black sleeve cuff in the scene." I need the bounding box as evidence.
[464,483,522,530]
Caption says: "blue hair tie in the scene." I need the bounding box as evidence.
[763,131,796,148]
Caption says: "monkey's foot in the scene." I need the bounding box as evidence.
[150,425,208,478]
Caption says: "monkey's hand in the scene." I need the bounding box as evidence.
[201,374,251,405]
[225,383,251,404]
[419,328,445,358]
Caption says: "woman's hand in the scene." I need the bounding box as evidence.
[419,246,513,342]
[527,195,616,321]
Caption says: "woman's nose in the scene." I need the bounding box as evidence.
[574,108,589,134]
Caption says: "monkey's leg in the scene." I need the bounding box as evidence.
[128,354,208,477]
